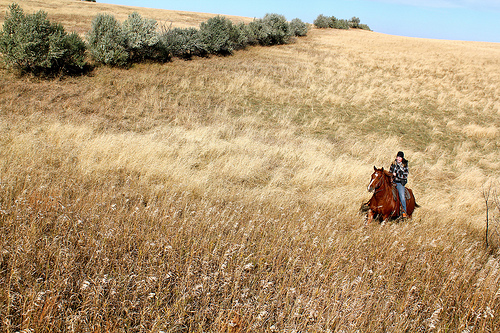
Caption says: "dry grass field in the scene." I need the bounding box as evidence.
[1,0,500,332]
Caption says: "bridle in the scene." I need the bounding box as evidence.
[368,172,385,194]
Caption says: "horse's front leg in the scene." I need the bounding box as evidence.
[380,211,392,225]
[366,209,375,224]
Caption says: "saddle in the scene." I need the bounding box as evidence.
[391,184,411,202]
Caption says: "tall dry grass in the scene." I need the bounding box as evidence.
[1,0,500,331]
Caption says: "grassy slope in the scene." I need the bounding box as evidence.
[1,0,500,331]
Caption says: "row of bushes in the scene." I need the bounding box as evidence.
[87,12,308,67]
[0,3,308,75]
[314,14,371,31]
[0,3,369,76]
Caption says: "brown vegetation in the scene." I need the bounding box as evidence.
[0,0,499,331]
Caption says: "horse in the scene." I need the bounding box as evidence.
[363,166,418,224]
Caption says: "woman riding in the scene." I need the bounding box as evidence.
[389,151,409,218]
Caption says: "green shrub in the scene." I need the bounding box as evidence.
[359,24,371,31]
[160,27,205,59]
[199,15,243,55]
[314,14,369,31]
[86,14,128,66]
[334,19,350,30]
[244,19,270,46]
[261,13,292,46]
[234,22,251,50]
[122,12,160,62]
[313,14,330,29]
[349,17,360,29]
[0,3,86,75]
[290,18,308,37]
[62,32,87,73]
[326,16,337,28]
[240,14,294,47]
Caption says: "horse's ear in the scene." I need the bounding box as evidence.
[381,167,384,171]
[374,166,377,171]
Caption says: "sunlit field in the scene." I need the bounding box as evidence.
[1,0,499,331]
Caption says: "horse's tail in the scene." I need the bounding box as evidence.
[408,188,419,208]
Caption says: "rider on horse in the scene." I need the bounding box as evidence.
[390,151,409,218]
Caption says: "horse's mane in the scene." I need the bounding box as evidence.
[376,167,393,184]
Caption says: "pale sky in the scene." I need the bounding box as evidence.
[100,0,500,43]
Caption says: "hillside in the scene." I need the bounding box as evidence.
[1,0,500,332]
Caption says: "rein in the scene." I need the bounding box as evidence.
[373,174,391,195]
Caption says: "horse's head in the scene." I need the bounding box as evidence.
[367,166,391,192]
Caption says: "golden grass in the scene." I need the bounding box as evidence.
[1,0,500,331]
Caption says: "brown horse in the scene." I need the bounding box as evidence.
[364,166,418,224]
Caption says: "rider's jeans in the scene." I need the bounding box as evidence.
[396,182,406,213]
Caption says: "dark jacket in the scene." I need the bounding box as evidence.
[389,159,409,186]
